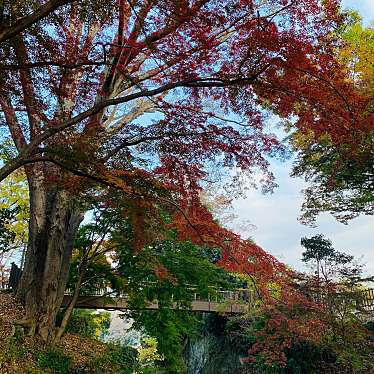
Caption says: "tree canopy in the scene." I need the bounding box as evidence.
[1,0,372,351]
[290,14,374,224]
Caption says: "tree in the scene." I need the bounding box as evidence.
[229,234,371,371]
[301,234,371,322]
[300,234,366,286]
[55,201,125,341]
[0,0,363,342]
[301,234,336,283]
[66,199,236,371]
[290,14,374,224]
[299,234,374,366]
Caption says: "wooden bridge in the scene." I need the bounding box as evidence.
[4,263,374,314]
[62,287,374,314]
[62,288,255,313]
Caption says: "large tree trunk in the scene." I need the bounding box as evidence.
[16,169,83,343]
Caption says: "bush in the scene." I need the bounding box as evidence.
[283,340,337,374]
[36,349,72,374]
[57,309,111,339]
[82,343,139,374]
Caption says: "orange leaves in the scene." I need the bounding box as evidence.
[170,199,286,286]
[3,0,362,208]
[152,262,177,284]
[169,197,330,368]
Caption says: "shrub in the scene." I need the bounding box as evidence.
[82,343,139,374]
[36,349,72,374]
[283,340,337,374]
[57,309,111,339]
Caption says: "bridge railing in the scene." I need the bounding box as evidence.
[65,285,374,313]
[7,263,374,312]
[356,288,374,311]
[65,286,258,305]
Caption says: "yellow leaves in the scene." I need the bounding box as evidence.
[339,19,374,96]
[291,129,315,150]
[0,169,29,245]
[135,337,164,373]
[102,170,133,194]
[293,101,303,115]
[291,128,334,156]
[268,281,281,300]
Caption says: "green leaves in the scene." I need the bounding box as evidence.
[301,234,335,264]
[289,16,374,224]
[116,240,233,310]
[0,206,18,252]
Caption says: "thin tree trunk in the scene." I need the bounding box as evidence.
[16,170,83,343]
[55,262,87,341]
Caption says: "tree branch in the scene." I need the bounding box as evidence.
[0,73,263,181]
[0,0,78,43]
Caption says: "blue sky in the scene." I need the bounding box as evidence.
[343,0,374,25]
[231,0,374,276]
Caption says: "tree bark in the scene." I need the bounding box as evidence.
[16,169,83,343]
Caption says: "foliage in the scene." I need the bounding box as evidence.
[291,130,374,224]
[117,239,229,372]
[339,12,374,96]
[67,250,118,296]
[228,308,374,374]
[66,201,239,372]
[282,340,337,374]
[70,195,334,370]
[248,303,325,369]
[0,206,18,252]
[1,0,360,194]
[235,233,374,373]
[301,234,335,264]
[1,0,369,346]
[299,234,370,316]
[132,309,199,373]
[116,239,234,307]
[56,309,111,340]
[36,349,72,374]
[299,235,374,371]
[0,142,29,249]
[66,196,168,298]
[300,234,362,282]
[2,0,372,358]
[137,337,164,372]
[85,343,139,374]
[290,14,374,224]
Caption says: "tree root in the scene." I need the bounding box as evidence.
[12,318,34,337]
[9,324,16,338]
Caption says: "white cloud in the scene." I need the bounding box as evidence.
[229,0,374,279]
[342,0,374,23]
[232,160,374,276]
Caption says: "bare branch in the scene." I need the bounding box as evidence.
[0,73,264,181]
[0,0,78,43]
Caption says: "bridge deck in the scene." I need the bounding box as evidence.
[3,262,374,314]
[62,295,249,313]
